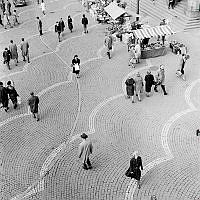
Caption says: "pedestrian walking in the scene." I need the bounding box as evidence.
[59,18,65,35]
[67,15,73,32]
[104,33,113,59]
[134,72,143,101]
[144,70,155,97]
[0,14,3,26]
[55,21,61,42]
[71,55,80,78]
[176,53,187,80]
[41,0,45,15]
[135,41,141,63]
[9,40,18,66]
[6,1,11,15]
[78,133,93,170]
[0,81,9,112]
[13,10,19,25]
[20,38,30,63]
[125,151,143,189]
[128,44,136,67]
[81,14,88,33]
[3,12,11,29]
[3,47,11,70]
[154,65,168,95]
[36,17,43,36]
[28,92,40,121]
[6,81,19,109]
[125,76,135,103]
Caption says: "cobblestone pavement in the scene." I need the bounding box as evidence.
[1,0,200,199]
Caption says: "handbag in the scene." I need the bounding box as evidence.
[74,63,80,71]
[17,96,21,104]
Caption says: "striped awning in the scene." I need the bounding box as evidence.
[133,25,175,39]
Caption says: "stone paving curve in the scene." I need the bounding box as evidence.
[1,0,200,199]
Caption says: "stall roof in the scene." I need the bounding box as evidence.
[104,2,126,20]
[133,25,175,39]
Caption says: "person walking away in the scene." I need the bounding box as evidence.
[59,18,65,36]
[28,92,40,121]
[41,0,45,15]
[81,14,88,33]
[6,81,19,109]
[144,70,155,97]
[0,82,9,112]
[9,40,18,66]
[177,53,187,80]
[3,47,11,70]
[55,21,61,42]
[36,17,43,36]
[78,133,93,170]
[125,151,143,189]
[67,15,73,32]
[135,42,141,63]
[154,65,168,95]
[72,55,80,78]
[125,76,135,103]
[104,34,113,59]
[134,72,143,101]
[20,38,30,63]
[13,10,19,25]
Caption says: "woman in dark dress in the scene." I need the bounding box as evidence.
[125,77,135,103]
[72,55,80,78]
[6,81,19,109]
[125,151,143,189]
[68,15,73,32]
[144,70,155,97]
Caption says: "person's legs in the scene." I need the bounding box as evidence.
[82,162,88,169]
[83,25,86,33]
[35,112,40,121]
[86,157,92,169]
[14,58,17,66]
[131,95,134,103]
[137,180,141,189]
[39,29,43,36]
[27,53,30,63]
[137,92,141,101]
[6,61,10,70]
[107,50,111,59]
[58,32,61,42]
[161,85,167,95]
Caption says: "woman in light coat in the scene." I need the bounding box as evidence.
[135,42,141,63]
[134,72,143,101]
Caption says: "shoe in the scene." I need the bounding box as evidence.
[28,61,30,63]
[14,105,17,109]
[37,118,40,121]
[33,115,36,118]
[164,93,168,95]
[88,166,92,169]
[154,88,158,92]
[138,99,141,102]
[82,166,88,170]
[132,100,134,103]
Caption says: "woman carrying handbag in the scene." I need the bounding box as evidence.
[71,55,80,78]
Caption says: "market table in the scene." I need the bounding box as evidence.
[141,46,167,59]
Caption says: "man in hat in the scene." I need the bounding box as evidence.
[28,92,40,121]
[154,65,168,95]
[78,133,93,170]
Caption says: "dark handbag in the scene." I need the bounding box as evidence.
[125,167,132,177]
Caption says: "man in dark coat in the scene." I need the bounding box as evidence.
[59,18,65,34]
[9,40,18,66]
[55,21,61,42]
[0,82,9,112]
[3,47,11,70]
[67,15,73,32]
[28,92,40,121]
[125,77,135,103]
[81,14,88,33]
[6,81,19,109]
[20,38,30,63]
[36,17,43,36]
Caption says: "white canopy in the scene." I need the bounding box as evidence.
[104,2,126,20]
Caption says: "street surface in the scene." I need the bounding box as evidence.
[0,0,200,199]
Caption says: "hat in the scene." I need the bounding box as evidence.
[132,151,138,158]
[81,133,88,139]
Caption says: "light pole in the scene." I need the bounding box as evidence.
[136,0,140,21]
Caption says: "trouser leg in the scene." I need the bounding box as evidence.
[86,157,92,168]
[161,85,167,95]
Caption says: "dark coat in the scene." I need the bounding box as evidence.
[3,50,11,62]
[145,74,155,93]
[72,58,80,73]
[129,156,143,180]
[82,17,88,26]
[125,78,135,96]
[28,95,39,113]
[6,86,18,103]
[38,19,42,31]
[55,24,61,33]
[59,20,65,32]
[68,18,73,30]
[0,86,8,107]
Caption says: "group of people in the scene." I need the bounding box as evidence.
[55,16,73,42]
[0,0,19,29]
[3,38,30,70]
[0,81,40,121]
[125,65,168,103]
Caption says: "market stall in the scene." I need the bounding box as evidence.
[132,25,175,59]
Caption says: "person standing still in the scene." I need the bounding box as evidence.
[20,38,30,63]
[78,133,93,170]
[81,14,88,33]
[36,17,43,36]
[28,92,40,121]
[0,82,9,112]
[9,40,18,66]
[41,0,45,15]
[104,34,113,59]
[55,21,61,42]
